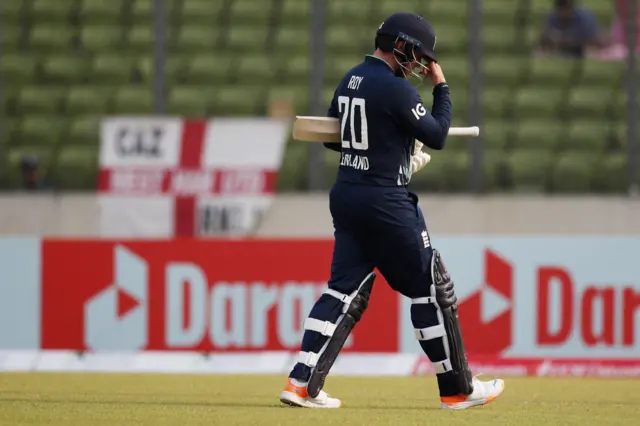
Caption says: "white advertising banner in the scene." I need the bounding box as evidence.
[97,117,290,237]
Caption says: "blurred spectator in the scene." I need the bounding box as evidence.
[538,0,605,58]
[597,0,640,60]
[20,156,52,191]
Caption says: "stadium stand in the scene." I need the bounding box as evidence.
[0,0,630,192]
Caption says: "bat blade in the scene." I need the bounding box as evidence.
[292,116,341,143]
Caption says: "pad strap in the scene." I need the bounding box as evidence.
[433,359,453,374]
[412,296,436,305]
[414,324,447,340]
[324,288,354,305]
[297,350,319,368]
[304,318,337,337]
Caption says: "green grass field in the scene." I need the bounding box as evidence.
[0,373,637,425]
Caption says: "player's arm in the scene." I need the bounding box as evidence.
[323,91,342,152]
[391,79,452,150]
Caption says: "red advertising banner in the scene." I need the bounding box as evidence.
[31,237,640,360]
[41,240,399,352]
[2,236,640,376]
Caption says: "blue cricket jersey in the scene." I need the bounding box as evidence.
[324,55,452,187]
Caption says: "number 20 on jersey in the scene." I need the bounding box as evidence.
[338,96,368,151]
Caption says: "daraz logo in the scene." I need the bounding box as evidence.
[84,246,148,350]
[458,250,513,355]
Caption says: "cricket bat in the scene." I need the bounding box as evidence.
[292,116,480,143]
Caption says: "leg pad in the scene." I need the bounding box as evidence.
[432,250,474,395]
[306,271,376,398]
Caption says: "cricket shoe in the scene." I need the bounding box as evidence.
[279,378,342,408]
[439,376,505,410]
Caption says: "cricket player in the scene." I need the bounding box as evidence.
[280,12,505,409]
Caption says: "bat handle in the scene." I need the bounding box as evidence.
[448,127,480,137]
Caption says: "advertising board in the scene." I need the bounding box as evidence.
[1,237,638,376]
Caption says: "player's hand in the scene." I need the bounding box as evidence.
[411,150,431,174]
[425,62,446,86]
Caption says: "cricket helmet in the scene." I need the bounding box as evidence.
[376,12,438,63]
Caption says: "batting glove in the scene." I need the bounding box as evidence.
[413,140,424,155]
[411,150,431,174]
